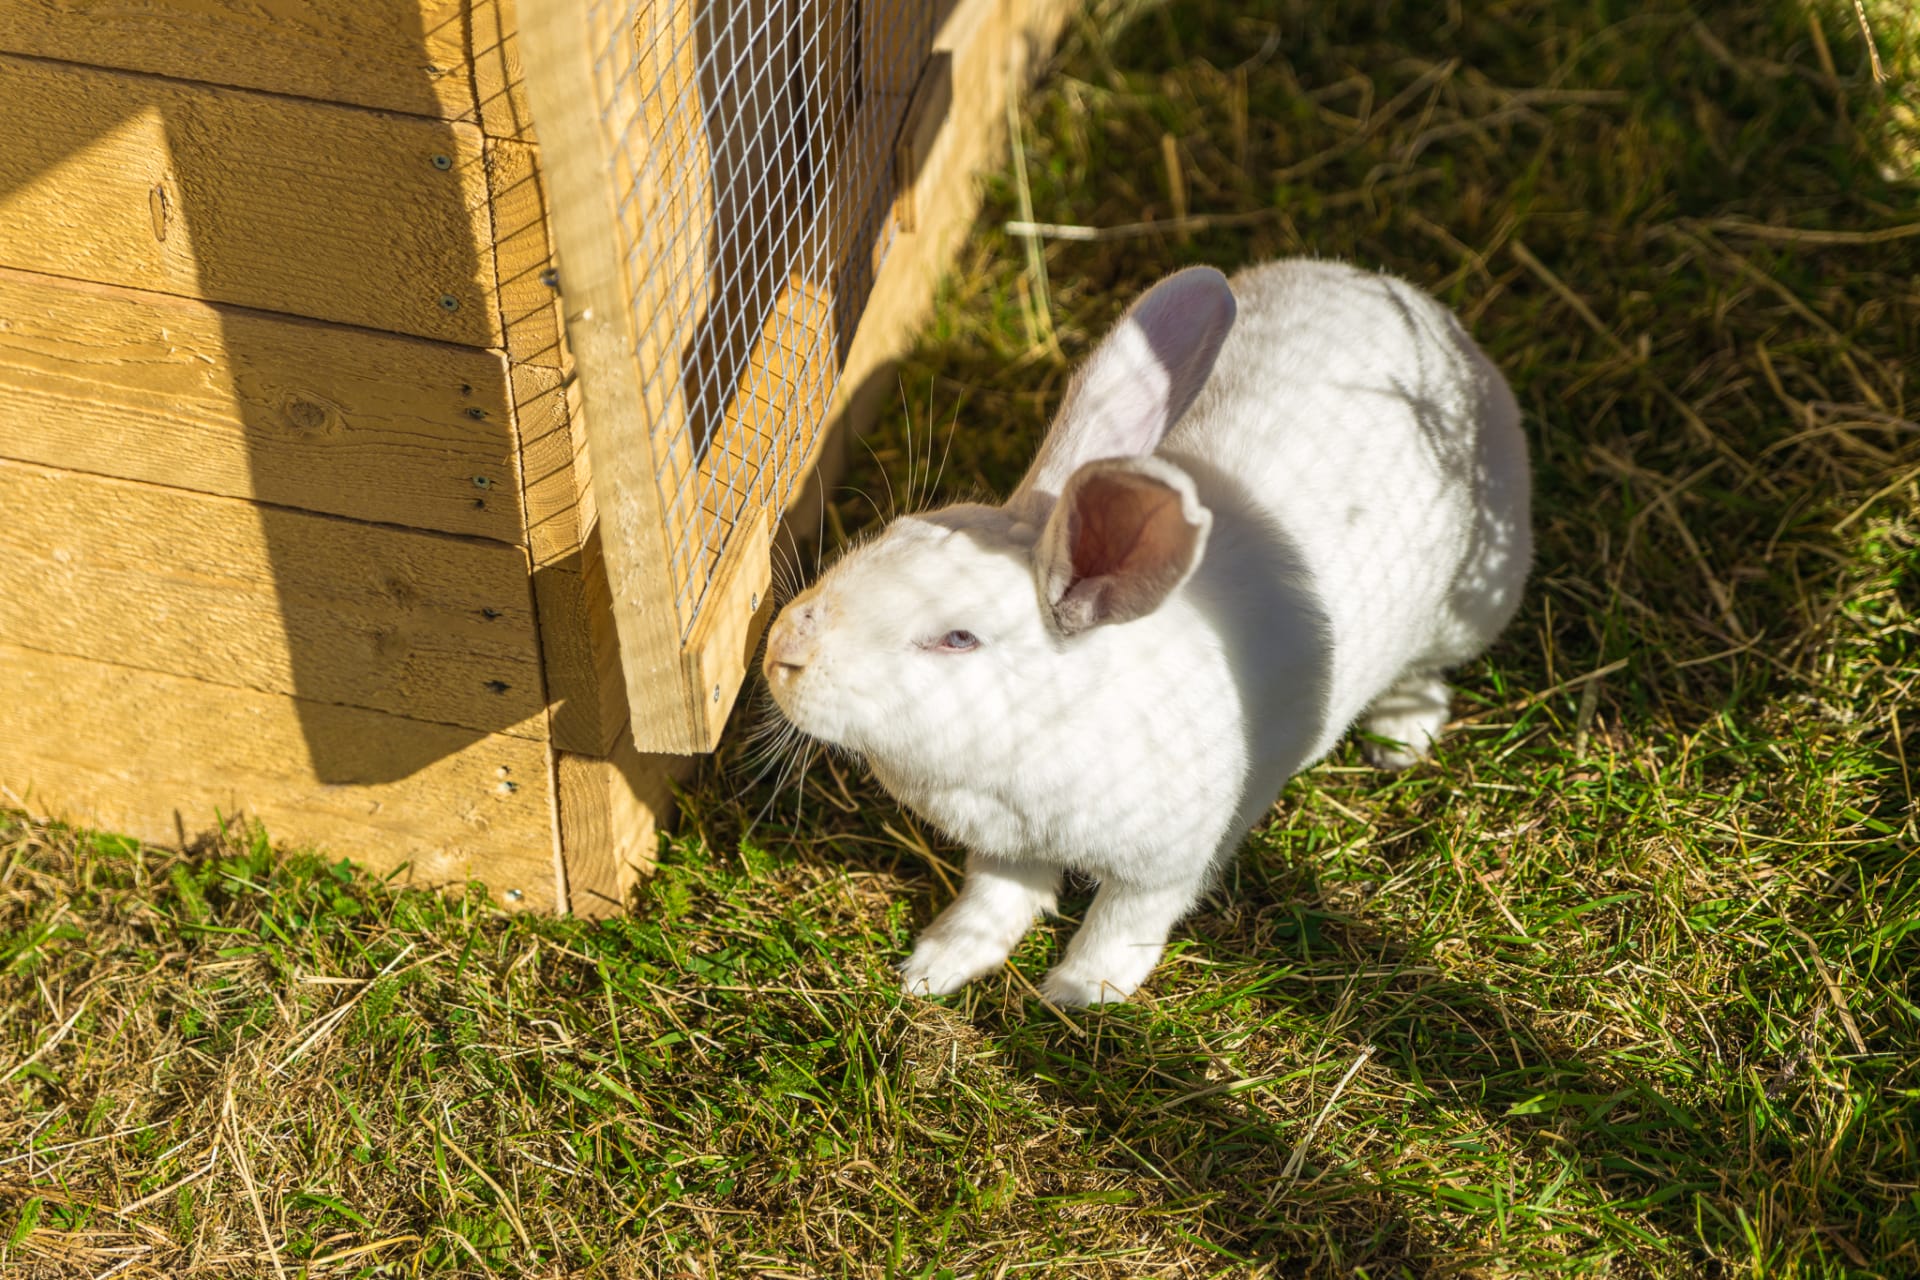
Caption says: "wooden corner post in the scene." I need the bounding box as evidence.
[518,0,735,754]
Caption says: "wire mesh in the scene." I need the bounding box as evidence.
[589,0,935,636]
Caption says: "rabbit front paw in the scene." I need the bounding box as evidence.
[897,858,1057,997]
[897,931,1011,997]
[1038,964,1140,1006]
[1039,881,1191,1005]
[1039,938,1165,1005]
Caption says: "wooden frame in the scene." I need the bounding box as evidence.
[0,0,1067,910]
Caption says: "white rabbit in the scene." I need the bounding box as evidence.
[762,258,1530,1005]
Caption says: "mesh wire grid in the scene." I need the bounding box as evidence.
[591,0,935,636]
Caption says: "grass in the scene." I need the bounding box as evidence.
[4,0,1919,1273]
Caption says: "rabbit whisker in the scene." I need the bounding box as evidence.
[856,432,897,522]
[837,483,889,533]
[924,393,960,514]
[897,370,917,517]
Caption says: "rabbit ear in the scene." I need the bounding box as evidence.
[1036,456,1212,636]
[1013,266,1236,511]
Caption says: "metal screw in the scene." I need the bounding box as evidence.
[472,475,491,488]
[539,268,559,288]
[750,592,759,610]
[465,407,486,420]
[431,153,453,171]
[439,294,460,312]
[712,684,722,704]
[505,888,524,902]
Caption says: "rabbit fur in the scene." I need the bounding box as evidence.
[763,258,1531,1005]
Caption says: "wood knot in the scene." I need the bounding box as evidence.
[277,389,344,436]
[148,183,171,243]
[382,577,418,609]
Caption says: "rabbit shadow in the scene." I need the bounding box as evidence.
[976,867,1716,1271]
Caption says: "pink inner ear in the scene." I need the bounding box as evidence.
[1070,472,1186,581]
[1046,461,1207,634]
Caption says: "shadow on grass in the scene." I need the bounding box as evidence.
[982,878,1716,1271]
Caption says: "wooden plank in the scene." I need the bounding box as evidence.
[0,643,559,910]
[681,512,774,747]
[0,1,474,120]
[532,560,604,753]
[0,460,547,739]
[686,281,837,627]
[482,138,564,375]
[484,137,589,567]
[483,129,627,755]
[0,0,545,140]
[532,530,629,756]
[471,0,537,140]
[555,725,692,917]
[0,267,523,542]
[0,54,500,346]
[672,272,835,622]
[518,0,704,754]
[892,52,954,234]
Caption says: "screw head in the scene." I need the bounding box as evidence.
[439,294,460,312]
[505,888,524,902]
[472,475,491,489]
[539,268,559,288]
[712,684,721,704]
[750,592,759,611]
[431,153,453,171]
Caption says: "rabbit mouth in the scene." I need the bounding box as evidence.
[762,659,807,718]
[761,659,835,745]
[761,633,814,715]
[761,591,848,740]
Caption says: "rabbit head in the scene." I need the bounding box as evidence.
[762,268,1238,806]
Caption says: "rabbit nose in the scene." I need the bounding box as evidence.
[764,600,821,676]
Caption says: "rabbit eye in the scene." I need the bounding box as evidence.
[932,630,979,653]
